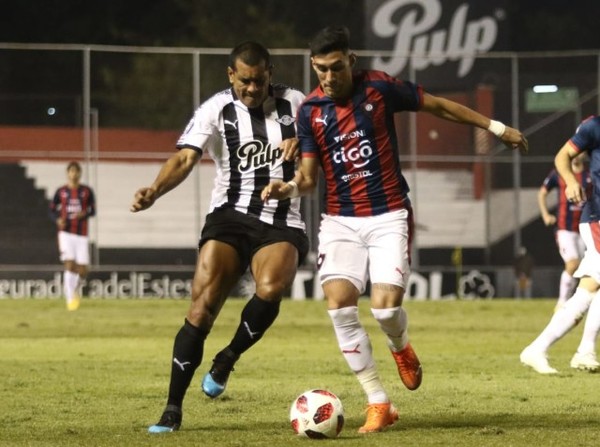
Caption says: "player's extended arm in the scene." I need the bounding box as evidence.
[280,137,300,162]
[555,142,586,206]
[261,157,320,202]
[537,186,556,226]
[421,93,528,154]
[130,148,199,212]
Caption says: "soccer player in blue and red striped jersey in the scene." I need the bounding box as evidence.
[49,161,96,311]
[262,26,528,433]
[521,115,600,374]
[538,156,591,306]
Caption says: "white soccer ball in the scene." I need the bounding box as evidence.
[290,389,344,439]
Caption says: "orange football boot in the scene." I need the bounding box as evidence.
[391,342,422,390]
[358,403,398,433]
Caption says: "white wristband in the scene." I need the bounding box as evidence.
[488,120,506,137]
[287,180,299,198]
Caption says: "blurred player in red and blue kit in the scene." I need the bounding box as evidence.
[538,155,591,307]
[49,161,96,311]
[522,115,600,374]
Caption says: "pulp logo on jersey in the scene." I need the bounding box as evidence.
[237,141,283,173]
[332,140,373,168]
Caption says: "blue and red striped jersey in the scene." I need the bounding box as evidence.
[568,115,600,224]
[50,184,96,236]
[542,169,591,232]
[297,70,423,217]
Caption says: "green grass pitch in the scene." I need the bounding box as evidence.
[1,298,599,446]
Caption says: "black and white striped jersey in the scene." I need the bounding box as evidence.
[176,84,305,231]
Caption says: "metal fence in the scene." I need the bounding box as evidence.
[1,43,599,272]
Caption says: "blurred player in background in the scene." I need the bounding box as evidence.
[514,246,534,299]
[131,41,308,433]
[521,115,600,374]
[262,26,528,434]
[49,161,95,311]
[537,155,590,307]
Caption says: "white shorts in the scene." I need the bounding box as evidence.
[573,222,600,283]
[58,231,90,265]
[555,229,585,263]
[317,209,412,294]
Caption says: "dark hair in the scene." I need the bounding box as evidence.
[67,161,81,171]
[309,26,350,56]
[229,41,271,70]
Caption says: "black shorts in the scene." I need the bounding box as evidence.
[199,207,309,273]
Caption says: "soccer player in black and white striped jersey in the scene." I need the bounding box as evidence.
[131,41,309,433]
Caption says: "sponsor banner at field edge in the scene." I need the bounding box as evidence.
[0,269,496,300]
[0,272,192,300]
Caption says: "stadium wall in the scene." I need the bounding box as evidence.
[0,265,561,300]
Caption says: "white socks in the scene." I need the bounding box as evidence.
[328,307,388,404]
[63,270,80,303]
[576,290,600,354]
[371,306,409,351]
[356,368,388,404]
[558,270,577,306]
[528,288,593,353]
[328,307,375,372]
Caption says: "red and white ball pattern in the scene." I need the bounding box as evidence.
[290,389,344,438]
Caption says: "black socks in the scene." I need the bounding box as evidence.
[228,294,280,355]
[167,319,208,408]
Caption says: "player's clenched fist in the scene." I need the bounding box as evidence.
[131,187,157,212]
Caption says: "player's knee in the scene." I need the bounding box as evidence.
[64,261,76,272]
[370,306,401,323]
[323,278,361,308]
[187,296,220,329]
[371,283,405,308]
[565,261,580,275]
[254,281,286,302]
[254,269,294,300]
